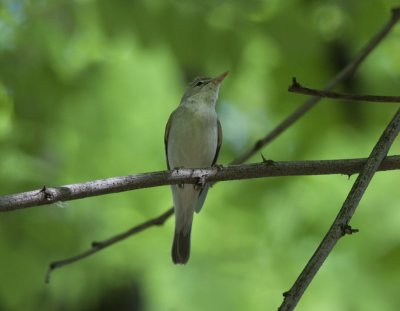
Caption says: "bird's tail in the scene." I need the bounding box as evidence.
[171,185,195,264]
[172,224,192,264]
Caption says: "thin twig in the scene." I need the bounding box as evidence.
[279,107,400,311]
[231,7,400,165]
[45,207,174,283]
[289,77,400,103]
[1,156,399,212]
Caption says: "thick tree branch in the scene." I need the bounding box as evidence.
[45,207,174,283]
[232,7,400,165]
[278,106,400,311]
[1,156,399,212]
[289,78,400,103]
[43,155,400,283]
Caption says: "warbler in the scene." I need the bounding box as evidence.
[164,71,228,264]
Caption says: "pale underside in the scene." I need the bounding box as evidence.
[167,105,218,169]
[165,103,221,227]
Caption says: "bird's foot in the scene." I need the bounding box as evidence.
[173,167,185,188]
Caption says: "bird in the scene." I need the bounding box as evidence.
[164,71,228,264]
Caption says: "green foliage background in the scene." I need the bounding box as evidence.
[0,0,399,310]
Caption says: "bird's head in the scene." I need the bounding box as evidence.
[180,71,229,106]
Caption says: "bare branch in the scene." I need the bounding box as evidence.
[278,108,400,311]
[289,78,400,103]
[231,7,400,165]
[1,156,399,212]
[43,155,400,282]
[45,207,174,283]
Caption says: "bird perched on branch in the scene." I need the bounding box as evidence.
[164,71,228,264]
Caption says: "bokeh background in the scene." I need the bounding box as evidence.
[1,0,399,310]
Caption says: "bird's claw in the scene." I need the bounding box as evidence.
[173,167,185,188]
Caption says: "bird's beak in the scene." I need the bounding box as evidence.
[211,71,229,84]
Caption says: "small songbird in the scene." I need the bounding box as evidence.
[164,71,228,264]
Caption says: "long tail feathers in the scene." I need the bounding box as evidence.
[172,227,192,264]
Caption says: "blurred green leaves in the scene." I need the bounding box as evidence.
[0,82,13,139]
[0,0,399,310]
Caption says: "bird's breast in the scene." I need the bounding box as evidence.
[168,106,219,169]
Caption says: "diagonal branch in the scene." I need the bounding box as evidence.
[45,207,174,283]
[278,108,400,311]
[231,7,400,165]
[1,156,400,212]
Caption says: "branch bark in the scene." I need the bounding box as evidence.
[232,7,400,165]
[1,156,399,212]
[278,107,400,310]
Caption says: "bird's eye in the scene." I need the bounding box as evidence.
[195,81,203,87]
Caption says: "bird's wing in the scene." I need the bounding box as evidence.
[164,112,174,170]
[212,118,223,166]
[195,118,222,214]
